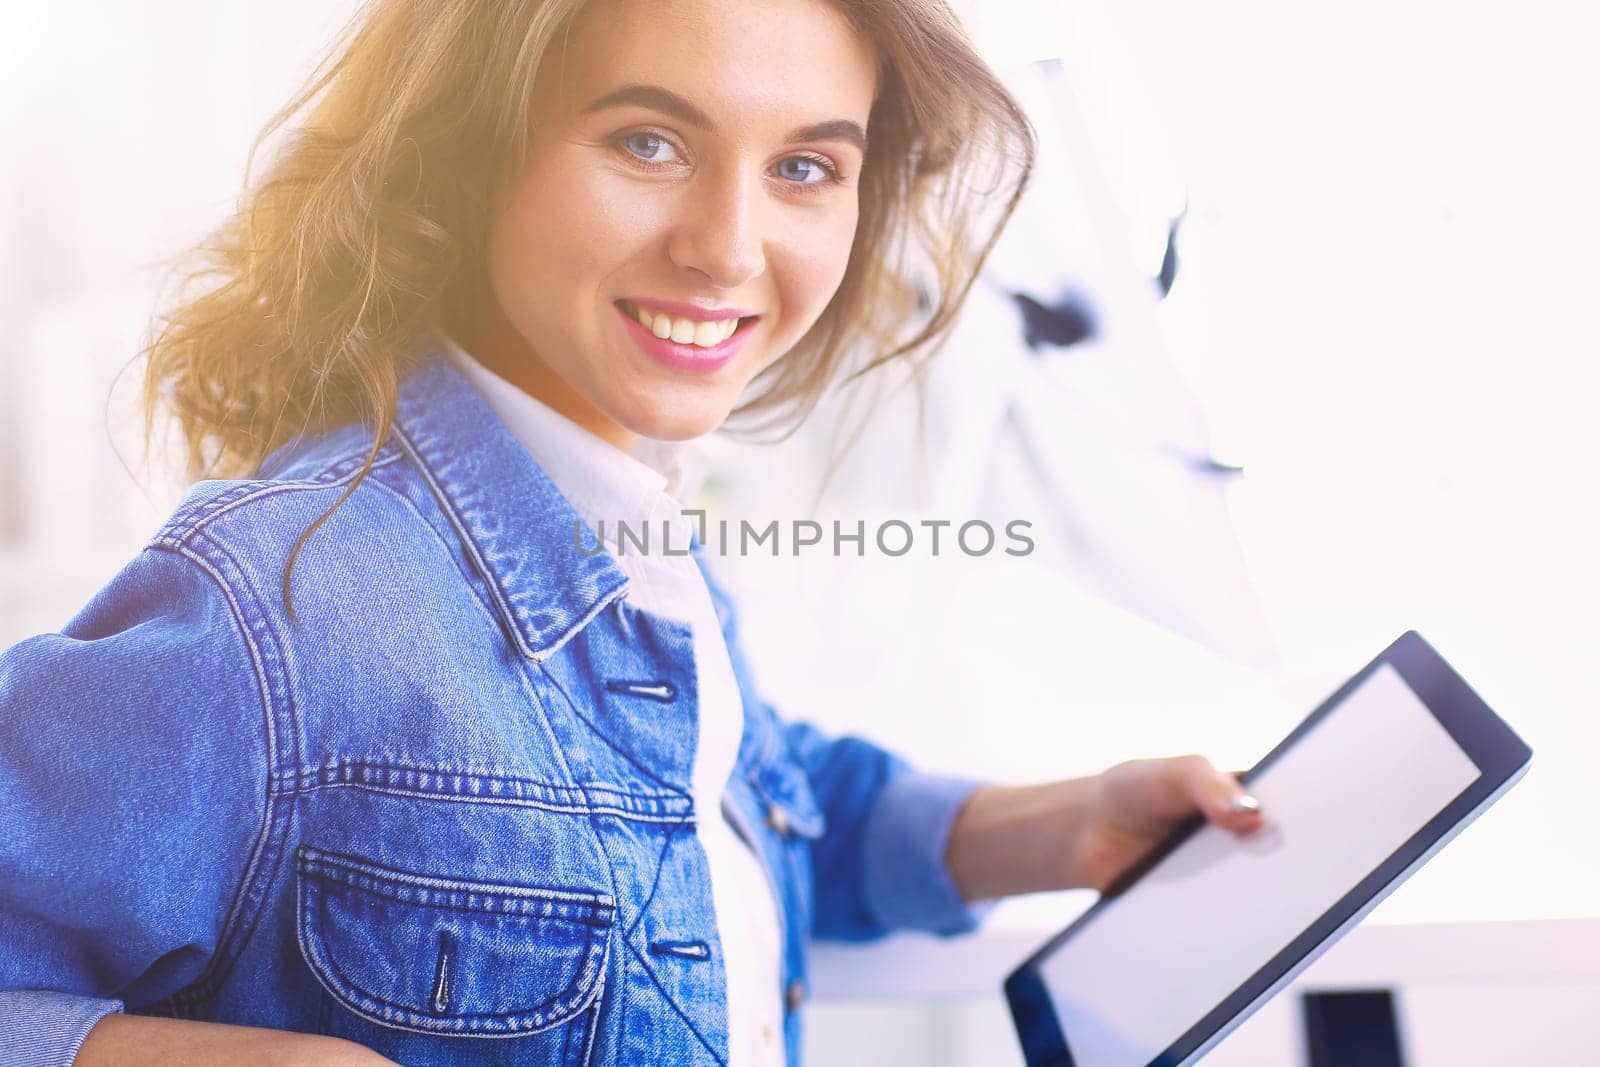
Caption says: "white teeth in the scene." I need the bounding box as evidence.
[693,320,721,347]
[628,303,744,348]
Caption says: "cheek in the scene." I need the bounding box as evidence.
[488,158,659,311]
[777,202,860,324]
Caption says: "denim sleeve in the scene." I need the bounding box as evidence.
[0,990,122,1066]
[784,721,995,941]
[0,545,270,1062]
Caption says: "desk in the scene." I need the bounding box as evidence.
[807,913,1600,1065]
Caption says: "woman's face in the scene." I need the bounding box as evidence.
[472,0,878,449]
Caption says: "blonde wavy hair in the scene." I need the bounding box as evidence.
[141,0,1035,615]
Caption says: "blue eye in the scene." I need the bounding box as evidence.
[775,155,834,184]
[621,132,678,163]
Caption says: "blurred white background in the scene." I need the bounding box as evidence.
[2,1,1598,1063]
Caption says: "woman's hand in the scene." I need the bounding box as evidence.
[1067,756,1264,892]
[944,755,1264,902]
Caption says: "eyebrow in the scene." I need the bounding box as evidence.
[579,84,868,154]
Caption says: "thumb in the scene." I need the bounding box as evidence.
[1179,756,1263,831]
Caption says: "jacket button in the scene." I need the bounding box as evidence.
[784,979,806,1013]
[766,803,791,836]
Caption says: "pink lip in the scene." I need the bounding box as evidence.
[616,296,753,322]
[617,304,756,374]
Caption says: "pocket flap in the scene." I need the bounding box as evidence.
[749,750,827,840]
[296,846,613,1036]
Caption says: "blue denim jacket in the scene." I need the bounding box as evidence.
[0,349,985,1066]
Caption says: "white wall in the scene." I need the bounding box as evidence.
[0,0,363,637]
[1072,0,1600,927]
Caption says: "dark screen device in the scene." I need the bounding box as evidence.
[1005,631,1532,1067]
[1302,989,1405,1067]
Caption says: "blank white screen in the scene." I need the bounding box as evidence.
[1037,664,1481,1067]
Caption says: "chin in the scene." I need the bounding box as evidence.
[618,399,733,443]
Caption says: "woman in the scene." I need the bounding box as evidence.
[0,0,1263,1063]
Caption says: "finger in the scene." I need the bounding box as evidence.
[1180,756,1264,833]
[1224,769,1263,818]
[1227,793,1262,816]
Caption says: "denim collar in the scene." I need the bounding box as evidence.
[391,341,632,661]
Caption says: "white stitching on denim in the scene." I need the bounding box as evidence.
[156,450,405,547]
[577,954,604,1067]
[160,543,287,1008]
[297,847,617,914]
[276,762,692,815]
[290,781,695,824]
[296,866,613,1037]
[390,423,542,658]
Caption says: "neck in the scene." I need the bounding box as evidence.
[456,296,637,453]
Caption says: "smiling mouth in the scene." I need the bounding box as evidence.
[615,300,756,349]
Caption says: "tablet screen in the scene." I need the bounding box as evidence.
[1033,663,1481,1067]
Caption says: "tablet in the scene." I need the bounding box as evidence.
[1005,630,1533,1067]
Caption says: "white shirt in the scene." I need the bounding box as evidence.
[441,337,787,1064]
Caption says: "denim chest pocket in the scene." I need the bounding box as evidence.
[744,716,826,842]
[747,753,826,841]
[295,846,613,1038]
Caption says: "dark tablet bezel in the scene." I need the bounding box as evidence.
[1004,630,1534,1067]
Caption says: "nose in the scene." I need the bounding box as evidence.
[667,163,767,289]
